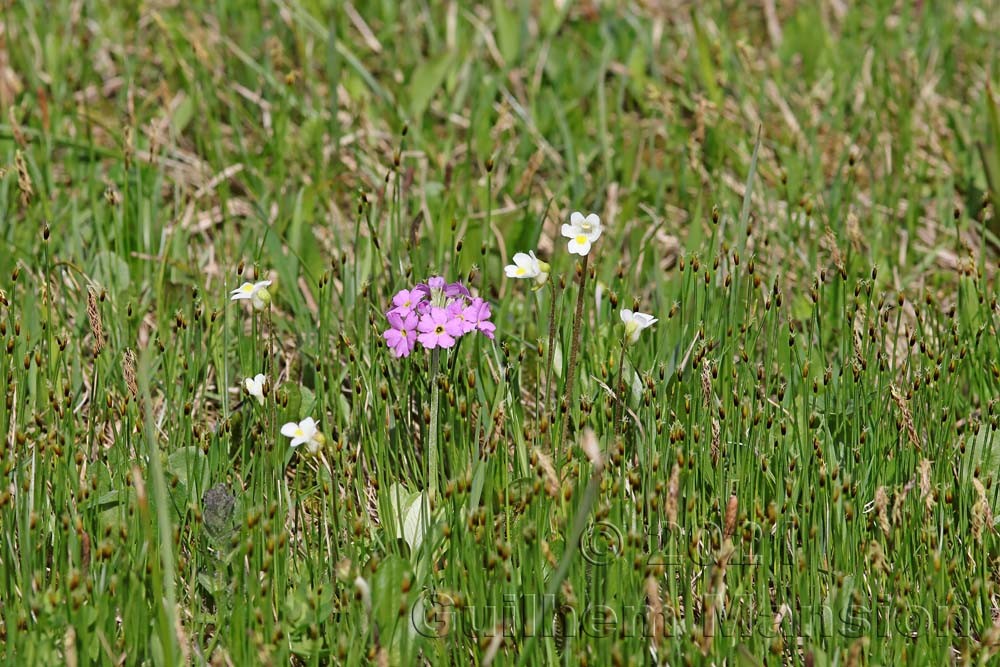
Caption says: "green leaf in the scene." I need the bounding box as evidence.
[494,0,519,65]
[166,446,209,509]
[171,94,195,134]
[401,491,428,554]
[299,385,316,420]
[691,15,721,106]
[978,82,1000,238]
[278,384,303,425]
[625,44,648,96]
[408,53,454,120]
[371,554,408,635]
[90,249,131,294]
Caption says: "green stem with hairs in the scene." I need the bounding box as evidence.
[544,280,560,406]
[613,336,628,436]
[560,254,589,456]
[428,348,441,501]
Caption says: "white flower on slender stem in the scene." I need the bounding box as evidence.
[620,309,658,344]
[230,280,272,310]
[504,251,550,286]
[561,212,603,256]
[244,374,267,405]
[280,417,326,454]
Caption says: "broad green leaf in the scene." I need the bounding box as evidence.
[170,94,195,134]
[408,54,454,120]
[299,385,316,419]
[401,491,428,554]
[166,446,209,509]
[691,15,721,106]
[978,82,1000,238]
[91,249,131,294]
[493,0,519,65]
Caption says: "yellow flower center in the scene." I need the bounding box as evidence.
[294,428,304,438]
[516,267,526,276]
[241,284,254,293]
[575,234,588,245]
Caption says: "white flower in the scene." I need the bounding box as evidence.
[561,212,603,256]
[230,280,272,310]
[244,374,267,405]
[280,417,326,454]
[504,251,549,286]
[620,309,658,343]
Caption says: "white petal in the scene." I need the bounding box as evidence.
[280,422,299,438]
[254,280,272,290]
[586,226,603,242]
[560,223,578,239]
[585,213,601,228]
[513,252,532,268]
[290,437,306,447]
[504,265,521,278]
[635,313,657,327]
[570,211,585,226]
[232,282,256,296]
[567,238,590,256]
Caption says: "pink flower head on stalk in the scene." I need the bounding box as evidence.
[382,277,494,356]
[383,310,418,357]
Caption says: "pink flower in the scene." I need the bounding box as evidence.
[383,310,418,358]
[444,281,471,298]
[447,300,475,334]
[417,306,464,349]
[389,288,424,317]
[422,276,470,299]
[463,298,495,339]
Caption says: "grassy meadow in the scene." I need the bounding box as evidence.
[1,0,1000,664]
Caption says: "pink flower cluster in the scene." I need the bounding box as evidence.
[382,276,495,358]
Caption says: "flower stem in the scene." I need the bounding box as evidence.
[544,281,559,406]
[560,255,589,456]
[613,337,627,435]
[428,348,441,502]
